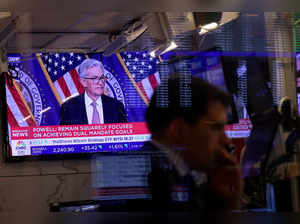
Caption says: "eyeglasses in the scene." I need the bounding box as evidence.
[200,120,227,132]
[83,75,107,82]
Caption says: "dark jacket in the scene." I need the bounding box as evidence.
[59,94,127,125]
[142,142,225,212]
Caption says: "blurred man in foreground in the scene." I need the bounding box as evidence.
[145,74,243,212]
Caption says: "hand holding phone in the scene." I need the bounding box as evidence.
[208,148,243,210]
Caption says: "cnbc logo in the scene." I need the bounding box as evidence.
[16,140,26,147]
[15,140,26,150]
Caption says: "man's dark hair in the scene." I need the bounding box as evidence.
[145,73,232,135]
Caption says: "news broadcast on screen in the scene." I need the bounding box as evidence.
[5,51,250,157]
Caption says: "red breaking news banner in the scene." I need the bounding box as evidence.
[11,122,149,140]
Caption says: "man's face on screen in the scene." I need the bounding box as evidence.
[81,66,106,99]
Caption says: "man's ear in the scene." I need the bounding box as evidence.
[80,78,87,88]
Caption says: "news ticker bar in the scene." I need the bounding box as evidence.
[10,121,251,156]
[11,123,147,140]
[31,142,147,155]
[11,134,150,156]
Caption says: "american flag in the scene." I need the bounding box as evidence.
[41,52,86,104]
[119,51,161,103]
[5,76,37,128]
[41,52,161,105]
[5,52,161,129]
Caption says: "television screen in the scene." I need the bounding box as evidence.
[189,52,239,124]
[246,58,274,119]
[242,116,279,177]
[159,51,240,125]
[90,150,193,209]
[5,51,252,158]
[241,57,279,177]
[91,152,153,201]
[51,151,188,211]
[160,51,250,138]
[5,52,160,157]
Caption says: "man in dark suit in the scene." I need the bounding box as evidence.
[144,74,243,212]
[59,59,127,125]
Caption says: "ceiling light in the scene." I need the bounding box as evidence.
[197,12,240,36]
[202,22,218,30]
[199,22,219,35]
[149,41,178,58]
[161,41,178,55]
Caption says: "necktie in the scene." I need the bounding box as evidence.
[91,101,100,124]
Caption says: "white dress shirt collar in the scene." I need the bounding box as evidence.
[151,139,189,177]
[151,139,207,185]
[84,92,104,124]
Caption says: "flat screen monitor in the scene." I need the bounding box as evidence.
[50,150,189,211]
[241,57,279,177]
[189,52,239,124]
[4,51,250,158]
[5,52,160,157]
[91,152,153,202]
[160,51,239,124]
[246,58,274,119]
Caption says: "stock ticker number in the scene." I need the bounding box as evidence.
[53,147,75,153]
[109,144,125,150]
[81,145,98,152]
